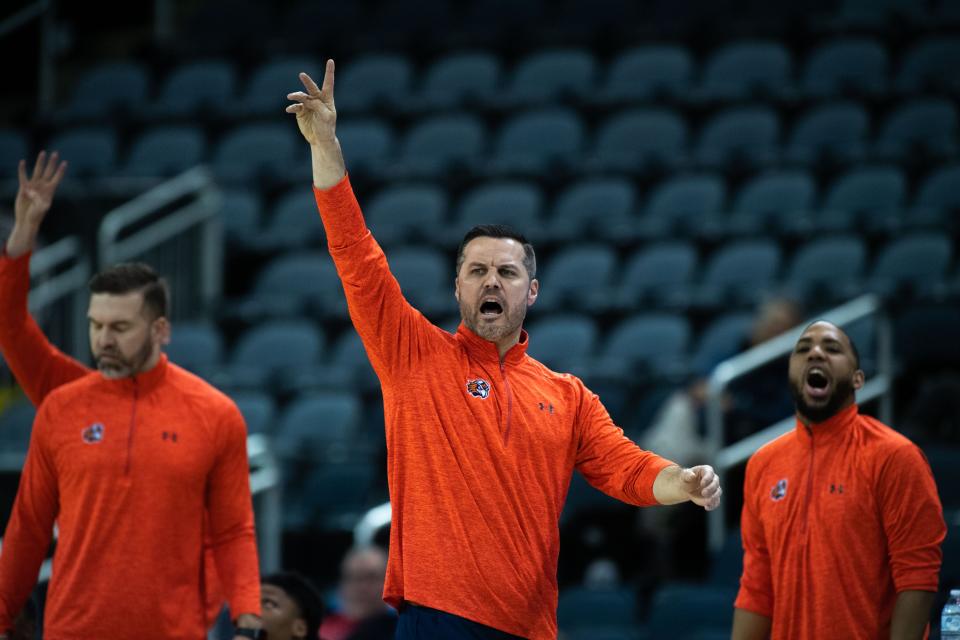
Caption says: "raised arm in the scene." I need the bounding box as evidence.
[286,62,439,380]
[286,60,346,190]
[1,152,89,406]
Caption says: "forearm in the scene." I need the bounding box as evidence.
[889,590,935,640]
[652,464,688,504]
[731,608,772,640]
[5,221,40,258]
[311,141,346,190]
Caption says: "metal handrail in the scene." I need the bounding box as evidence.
[706,294,893,551]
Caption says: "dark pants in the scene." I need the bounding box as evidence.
[395,604,526,640]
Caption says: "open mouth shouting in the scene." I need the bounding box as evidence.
[804,366,832,402]
[479,297,505,320]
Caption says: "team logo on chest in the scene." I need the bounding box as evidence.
[770,478,788,501]
[466,378,491,399]
[82,423,105,444]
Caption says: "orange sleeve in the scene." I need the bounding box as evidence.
[735,455,774,617]
[0,399,59,631]
[0,252,90,405]
[573,382,674,506]
[878,444,945,593]
[206,401,260,617]
[312,176,437,380]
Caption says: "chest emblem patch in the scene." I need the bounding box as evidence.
[770,478,788,501]
[466,378,491,399]
[82,423,105,444]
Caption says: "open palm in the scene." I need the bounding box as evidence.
[15,151,67,228]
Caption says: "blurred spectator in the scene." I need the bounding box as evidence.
[260,572,325,640]
[320,546,396,640]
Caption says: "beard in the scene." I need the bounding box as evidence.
[790,375,856,424]
[460,297,528,344]
[95,337,154,379]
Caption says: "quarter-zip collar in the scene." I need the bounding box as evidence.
[795,403,858,447]
[456,322,528,366]
[100,353,169,396]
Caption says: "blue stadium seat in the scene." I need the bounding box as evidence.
[229,390,276,435]
[275,391,362,461]
[593,108,688,173]
[0,400,35,453]
[288,462,375,530]
[219,189,262,248]
[695,106,779,170]
[212,124,296,182]
[447,181,545,244]
[500,49,596,107]
[533,245,617,313]
[548,178,637,243]
[122,126,206,177]
[223,319,324,390]
[409,52,501,111]
[784,102,869,166]
[726,170,817,235]
[709,529,743,587]
[165,322,224,377]
[393,114,485,178]
[488,108,584,176]
[308,330,379,393]
[696,240,782,307]
[336,119,395,176]
[910,164,960,228]
[237,252,343,321]
[596,313,691,379]
[255,187,327,251]
[874,99,958,160]
[240,57,322,117]
[644,584,737,637]
[638,174,726,238]
[151,60,236,118]
[366,184,448,247]
[58,61,150,121]
[821,166,906,232]
[895,305,960,369]
[783,236,866,304]
[691,313,753,376]
[894,37,960,95]
[0,129,28,177]
[334,54,414,113]
[557,586,638,632]
[596,45,694,104]
[617,242,698,309]
[697,41,792,102]
[525,314,598,374]
[868,233,953,297]
[385,246,449,316]
[801,38,888,98]
[46,128,118,177]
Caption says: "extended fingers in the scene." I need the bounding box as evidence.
[42,151,61,180]
[320,59,334,96]
[17,159,26,186]
[300,72,322,96]
[32,151,46,179]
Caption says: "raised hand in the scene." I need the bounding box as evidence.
[7,151,68,258]
[286,60,338,146]
[286,59,346,189]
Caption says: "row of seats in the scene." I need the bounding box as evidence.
[229,234,955,323]
[47,38,960,123]
[7,98,956,182]
[220,165,960,255]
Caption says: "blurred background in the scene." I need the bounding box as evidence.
[0,0,959,638]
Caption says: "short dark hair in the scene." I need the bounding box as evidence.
[88,263,169,320]
[261,571,325,639]
[456,225,537,279]
[802,321,861,369]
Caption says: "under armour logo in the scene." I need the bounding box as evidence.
[162,431,179,443]
[538,402,554,413]
[829,483,844,494]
